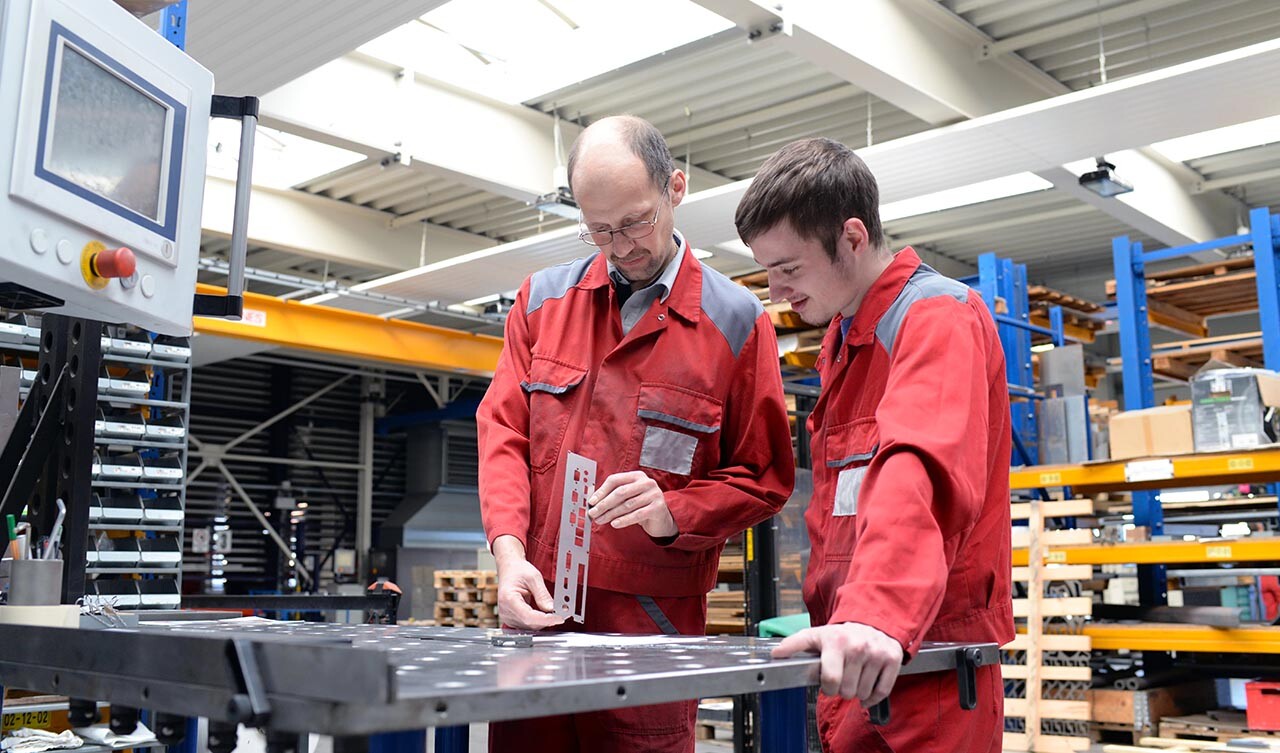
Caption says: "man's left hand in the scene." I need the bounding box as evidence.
[587,471,677,538]
[771,622,904,705]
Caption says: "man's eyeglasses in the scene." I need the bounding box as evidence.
[577,179,670,247]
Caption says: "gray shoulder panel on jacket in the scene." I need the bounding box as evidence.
[527,255,596,315]
[700,262,765,357]
[875,264,970,355]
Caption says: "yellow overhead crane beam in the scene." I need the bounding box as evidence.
[193,284,503,375]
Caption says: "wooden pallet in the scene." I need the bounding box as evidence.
[1004,498,1094,753]
[707,589,746,635]
[434,570,498,616]
[1107,257,1259,337]
[434,570,496,589]
[1160,712,1280,743]
[433,601,498,627]
[695,721,734,743]
[435,586,498,605]
[716,552,802,581]
[1108,331,1266,381]
[1028,285,1106,344]
[1089,681,1219,745]
[1028,286,1105,315]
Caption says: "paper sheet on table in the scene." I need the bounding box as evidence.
[532,633,711,648]
[143,615,283,627]
[74,722,156,749]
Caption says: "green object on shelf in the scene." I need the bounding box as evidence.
[758,613,810,638]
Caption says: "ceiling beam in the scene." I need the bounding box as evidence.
[259,53,732,211]
[201,176,496,272]
[694,0,1241,247]
[182,0,449,96]
[978,0,1196,60]
[317,35,1280,314]
[695,0,1061,125]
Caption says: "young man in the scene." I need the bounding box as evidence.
[734,137,1013,753]
[477,116,795,752]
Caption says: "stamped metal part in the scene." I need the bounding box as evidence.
[554,452,596,623]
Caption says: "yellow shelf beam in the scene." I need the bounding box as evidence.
[1083,623,1280,654]
[1011,447,1280,493]
[193,284,503,375]
[1012,537,1280,566]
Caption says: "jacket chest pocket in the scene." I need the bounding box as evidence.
[634,383,723,479]
[823,418,879,517]
[521,356,588,474]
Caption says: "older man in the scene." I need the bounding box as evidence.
[477,115,795,752]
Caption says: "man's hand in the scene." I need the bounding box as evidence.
[772,623,904,705]
[492,535,565,630]
[586,471,677,538]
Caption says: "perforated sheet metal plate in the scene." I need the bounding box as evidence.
[0,618,999,734]
[554,452,596,623]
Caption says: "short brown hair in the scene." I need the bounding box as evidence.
[734,137,884,260]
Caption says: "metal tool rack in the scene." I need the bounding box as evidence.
[0,620,998,753]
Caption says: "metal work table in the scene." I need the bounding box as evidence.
[0,619,998,751]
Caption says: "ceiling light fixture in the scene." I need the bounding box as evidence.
[1078,157,1133,198]
[529,186,579,220]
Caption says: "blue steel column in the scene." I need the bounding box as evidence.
[1112,235,1165,604]
[760,688,807,753]
[1000,259,1036,464]
[433,727,468,753]
[976,253,999,320]
[1252,208,1280,370]
[1048,306,1065,348]
[370,731,426,753]
[978,253,1037,465]
[159,1,188,49]
[1111,236,1155,410]
[1250,208,1280,517]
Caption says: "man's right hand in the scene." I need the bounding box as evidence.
[492,535,566,630]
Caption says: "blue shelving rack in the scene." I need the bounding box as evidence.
[962,253,1068,466]
[1110,205,1280,603]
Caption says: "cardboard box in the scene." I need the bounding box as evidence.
[1109,405,1195,460]
[1190,367,1280,452]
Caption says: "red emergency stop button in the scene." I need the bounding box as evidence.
[81,242,138,290]
[91,247,136,279]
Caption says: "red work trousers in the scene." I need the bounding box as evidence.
[816,663,1003,753]
[489,585,707,753]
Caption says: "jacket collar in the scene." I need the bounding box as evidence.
[837,246,922,347]
[578,229,702,322]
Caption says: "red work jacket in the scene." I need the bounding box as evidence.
[477,234,795,597]
[806,248,1014,750]
[806,247,1013,646]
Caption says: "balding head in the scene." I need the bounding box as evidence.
[567,115,674,196]
[566,116,687,289]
